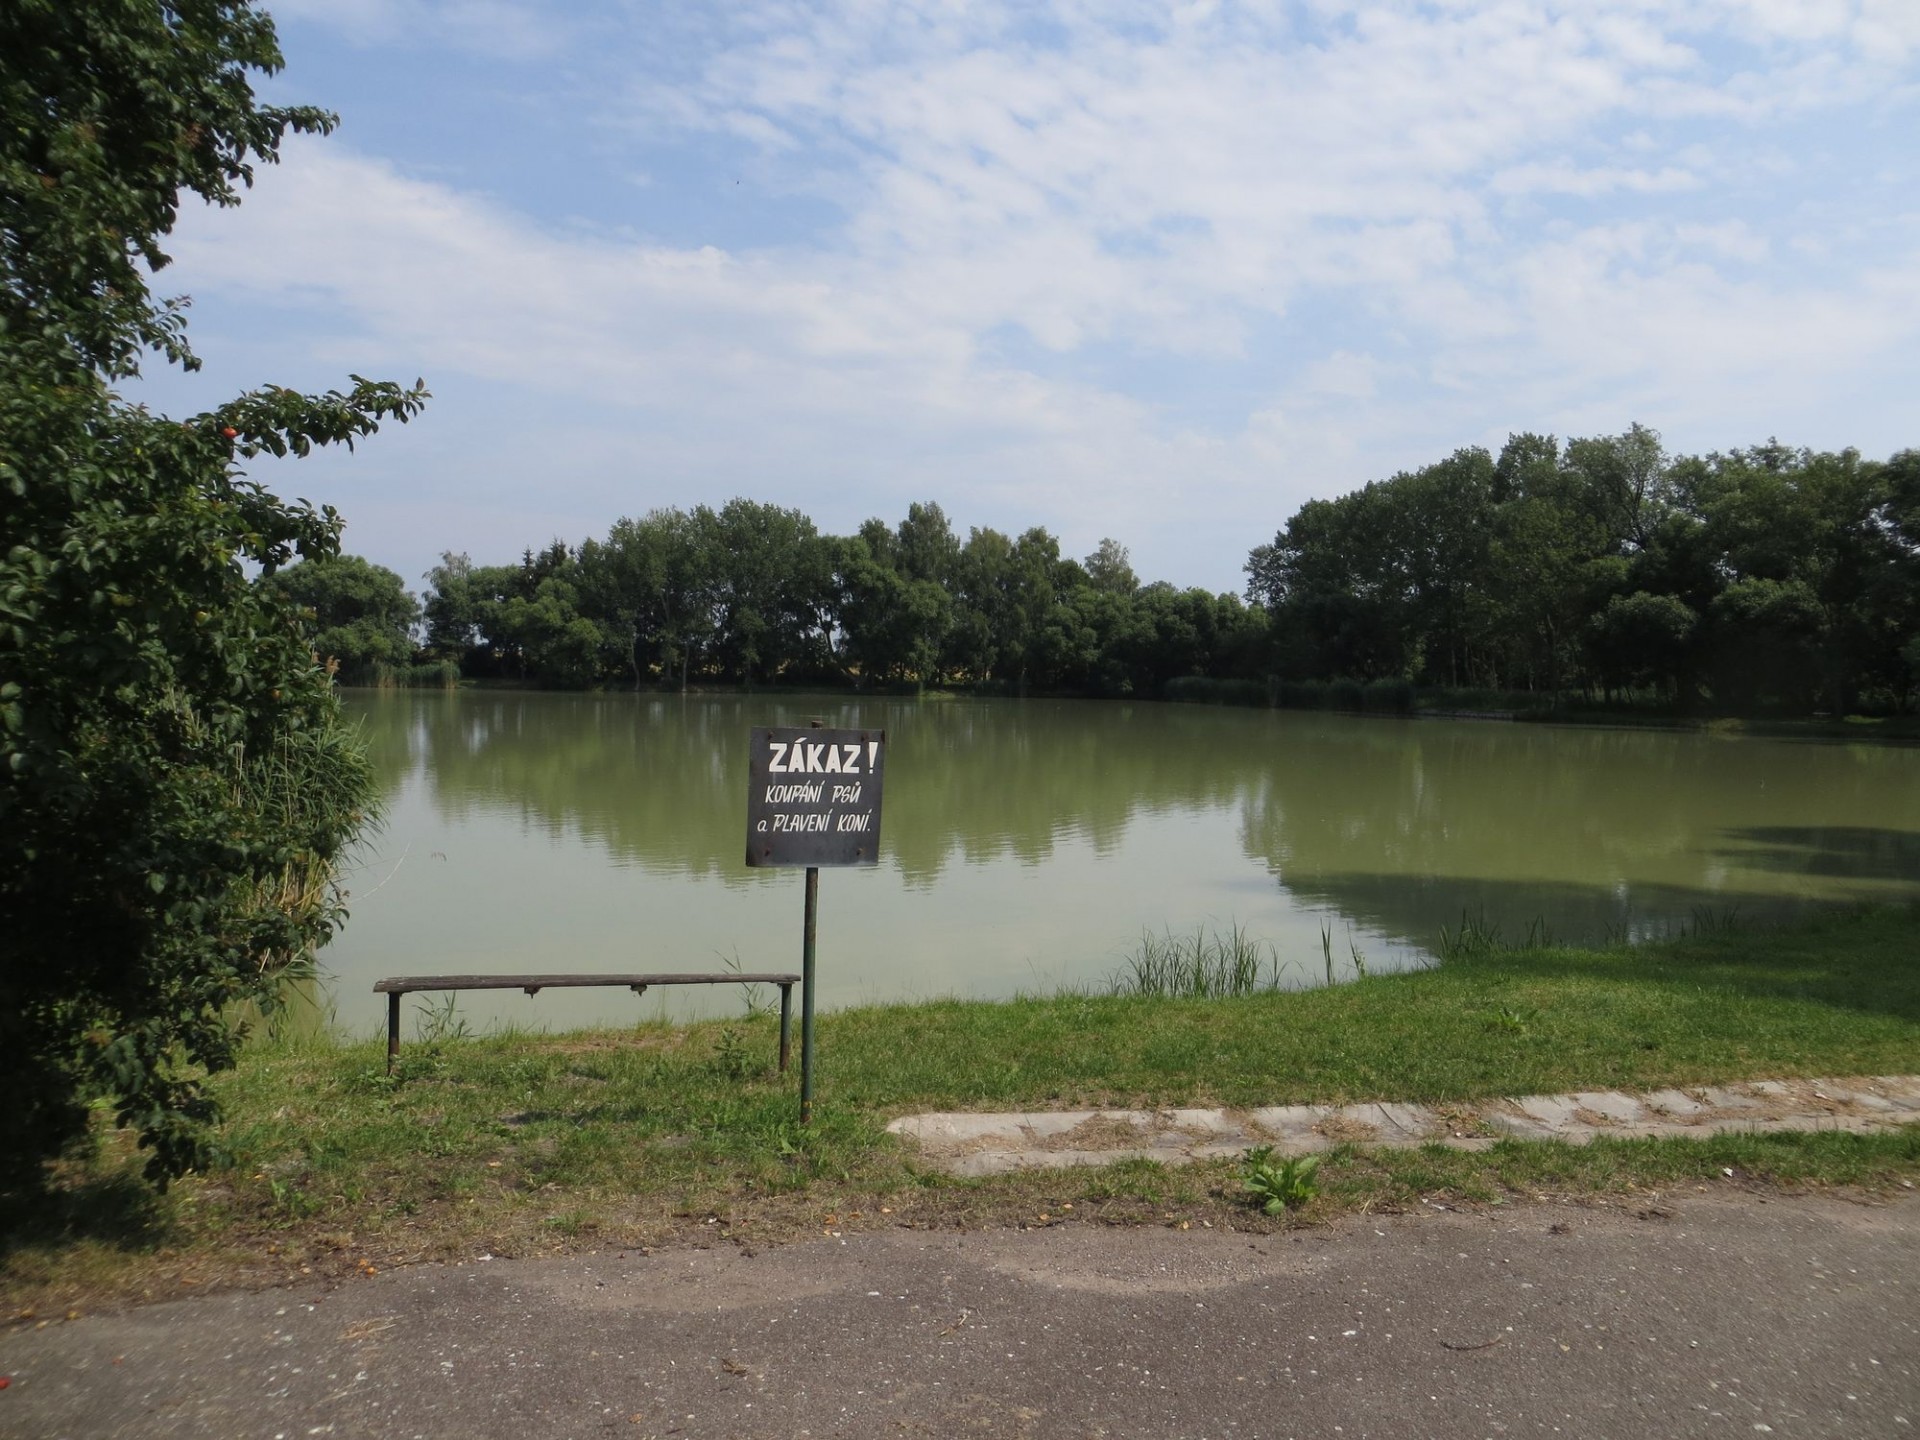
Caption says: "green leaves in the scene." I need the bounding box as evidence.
[1242,1146,1320,1215]
[0,3,417,1190]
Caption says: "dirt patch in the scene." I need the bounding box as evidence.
[1042,1114,1154,1152]
[1315,1112,1380,1144]
[1431,1106,1496,1139]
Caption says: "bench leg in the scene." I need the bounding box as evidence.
[386,991,402,1075]
[778,982,793,1074]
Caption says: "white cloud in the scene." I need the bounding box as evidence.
[1492,162,1699,197]
[159,2,1920,590]
[1303,350,1386,400]
[1674,220,1771,262]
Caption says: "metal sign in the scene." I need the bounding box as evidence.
[745,726,886,868]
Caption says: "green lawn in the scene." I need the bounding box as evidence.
[5,905,1917,1316]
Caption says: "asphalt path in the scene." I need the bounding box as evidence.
[3,1191,1916,1439]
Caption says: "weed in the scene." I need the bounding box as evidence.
[1487,1005,1530,1035]
[1242,1146,1320,1214]
[711,1025,755,1081]
[721,949,775,1021]
[413,994,470,1047]
[542,1210,594,1238]
[266,1175,321,1221]
[1437,910,1502,960]
[1084,1156,1172,1203]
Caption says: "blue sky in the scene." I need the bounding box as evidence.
[142,0,1920,595]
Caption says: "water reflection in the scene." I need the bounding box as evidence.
[1237,723,1920,947]
[1719,826,1920,882]
[384,692,1259,884]
[323,691,1920,1032]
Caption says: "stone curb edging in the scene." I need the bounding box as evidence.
[885,1075,1920,1178]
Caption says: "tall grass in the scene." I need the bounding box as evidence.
[1114,922,1283,997]
[1115,919,1396,997]
[1435,909,1568,961]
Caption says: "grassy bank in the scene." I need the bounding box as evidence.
[5,906,1917,1315]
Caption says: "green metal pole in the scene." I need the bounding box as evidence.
[800,864,818,1124]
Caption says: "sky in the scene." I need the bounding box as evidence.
[140,0,1920,596]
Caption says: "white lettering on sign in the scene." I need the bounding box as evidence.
[767,740,867,775]
[835,811,871,832]
[764,782,825,805]
[771,812,834,833]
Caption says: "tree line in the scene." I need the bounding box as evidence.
[1249,427,1919,715]
[282,502,1267,698]
[276,425,1920,716]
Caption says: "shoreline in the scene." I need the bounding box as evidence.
[4,905,1916,1313]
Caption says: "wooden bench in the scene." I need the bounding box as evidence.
[373,973,800,1075]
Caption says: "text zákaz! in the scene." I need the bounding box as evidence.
[745,727,886,867]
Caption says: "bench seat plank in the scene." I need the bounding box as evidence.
[375,973,799,993]
[375,972,801,1076]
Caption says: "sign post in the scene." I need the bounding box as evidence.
[746,724,886,1123]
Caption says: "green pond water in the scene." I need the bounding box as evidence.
[318,690,1920,1037]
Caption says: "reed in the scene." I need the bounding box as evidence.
[1114,922,1278,997]
[226,720,378,992]
[1437,909,1504,960]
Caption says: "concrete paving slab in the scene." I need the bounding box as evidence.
[1642,1087,1709,1116]
[1164,1107,1235,1135]
[1567,1090,1645,1125]
[1871,1075,1920,1108]
[887,1075,1920,1176]
[1246,1103,1327,1137]
[1827,1086,1902,1112]
[1512,1094,1583,1128]
[1368,1101,1438,1139]
[1695,1084,1769,1111]
[1016,1111,1107,1141]
[1476,1104,1560,1140]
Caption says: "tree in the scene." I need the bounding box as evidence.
[578,522,672,686]
[1708,577,1825,712]
[0,3,426,1187]
[1084,538,1138,596]
[895,501,961,590]
[262,554,421,681]
[835,518,952,688]
[422,551,487,657]
[699,500,833,686]
[1564,422,1670,552]
[1586,591,1697,701]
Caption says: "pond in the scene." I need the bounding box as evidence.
[317,690,1920,1036]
